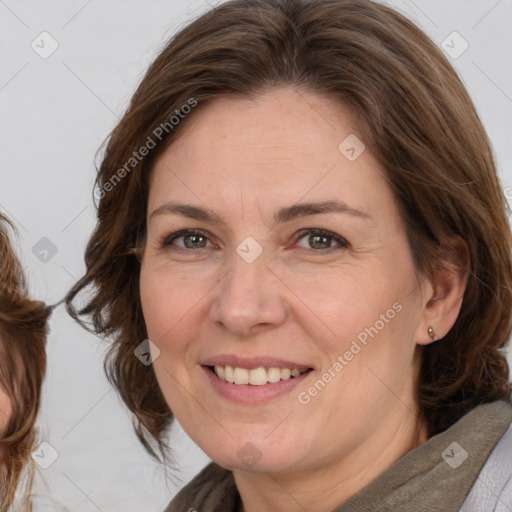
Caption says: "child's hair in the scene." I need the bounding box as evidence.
[0,214,49,510]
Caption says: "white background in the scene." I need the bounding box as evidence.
[1,1,512,510]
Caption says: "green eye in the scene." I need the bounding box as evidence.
[295,228,349,251]
[162,230,213,249]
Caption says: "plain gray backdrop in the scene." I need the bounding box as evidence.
[1,0,512,510]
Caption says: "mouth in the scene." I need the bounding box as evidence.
[206,365,312,385]
[201,363,314,404]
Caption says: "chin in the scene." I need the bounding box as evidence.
[196,432,306,473]
[216,452,300,474]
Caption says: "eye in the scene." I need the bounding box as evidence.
[294,228,349,251]
[161,229,214,250]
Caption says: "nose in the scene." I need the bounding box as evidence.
[209,247,288,337]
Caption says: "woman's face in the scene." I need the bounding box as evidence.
[140,87,431,473]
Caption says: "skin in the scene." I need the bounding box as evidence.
[0,386,10,433]
[139,86,467,512]
[0,341,12,433]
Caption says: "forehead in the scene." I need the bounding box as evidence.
[147,87,395,222]
[155,87,361,165]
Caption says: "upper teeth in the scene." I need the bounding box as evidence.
[214,365,306,385]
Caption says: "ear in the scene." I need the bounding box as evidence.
[415,236,469,345]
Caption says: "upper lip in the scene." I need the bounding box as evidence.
[201,355,313,371]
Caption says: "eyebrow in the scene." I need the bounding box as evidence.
[149,200,371,228]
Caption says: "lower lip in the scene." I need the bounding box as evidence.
[202,366,313,404]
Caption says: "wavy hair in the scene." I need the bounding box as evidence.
[66,0,511,460]
[0,214,48,510]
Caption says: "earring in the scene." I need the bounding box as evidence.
[427,326,437,341]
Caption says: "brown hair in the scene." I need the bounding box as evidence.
[66,0,511,460]
[0,214,48,510]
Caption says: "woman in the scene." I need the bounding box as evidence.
[0,214,48,511]
[66,0,512,510]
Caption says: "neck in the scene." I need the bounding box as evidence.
[233,407,429,512]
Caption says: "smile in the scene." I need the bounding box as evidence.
[211,365,309,385]
[202,364,314,404]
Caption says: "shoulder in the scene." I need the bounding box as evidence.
[460,413,512,512]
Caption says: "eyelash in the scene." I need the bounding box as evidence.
[160,228,349,253]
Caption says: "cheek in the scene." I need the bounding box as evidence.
[140,270,178,343]
[288,258,419,388]
[139,264,210,353]
[278,262,399,350]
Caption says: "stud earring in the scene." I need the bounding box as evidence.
[427,326,437,341]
